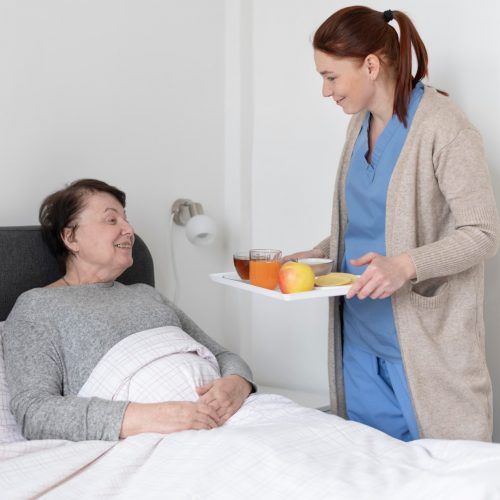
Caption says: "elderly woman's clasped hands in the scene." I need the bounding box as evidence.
[196,375,253,425]
[120,375,251,437]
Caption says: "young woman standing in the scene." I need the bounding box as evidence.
[288,6,499,441]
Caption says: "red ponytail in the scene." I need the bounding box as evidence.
[313,6,429,126]
[391,11,428,126]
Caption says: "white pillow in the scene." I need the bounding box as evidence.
[78,327,221,403]
[0,322,25,443]
[114,352,220,403]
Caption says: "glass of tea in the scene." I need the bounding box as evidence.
[233,252,250,280]
[249,249,282,290]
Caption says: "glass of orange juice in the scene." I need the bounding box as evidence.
[249,249,282,290]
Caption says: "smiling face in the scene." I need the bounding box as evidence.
[314,50,378,115]
[62,191,135,282]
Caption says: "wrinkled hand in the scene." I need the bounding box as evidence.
[120,400,221,438]
[156,401,222,432]
[196,375,252,424]
[346,252,416,300]
[282,248,325,263]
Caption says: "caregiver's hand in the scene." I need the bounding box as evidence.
[346,252,416,300]
[120,401,221,438]
[282,248,325,263]
[196,375,252,424]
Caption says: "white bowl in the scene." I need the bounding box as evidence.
[297,258,333,276]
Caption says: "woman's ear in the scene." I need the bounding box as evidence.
[61,227,79,253]
[364,54,380,80]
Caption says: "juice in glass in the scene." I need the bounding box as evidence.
[249,249,282,290]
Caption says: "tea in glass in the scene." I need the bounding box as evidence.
[233,252,250,280]
[249,249,282,290]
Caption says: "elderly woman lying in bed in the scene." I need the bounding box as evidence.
[2,179,254,441]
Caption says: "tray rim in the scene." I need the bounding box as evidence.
[209,271,352,301]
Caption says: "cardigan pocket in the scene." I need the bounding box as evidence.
[409,278,449,309]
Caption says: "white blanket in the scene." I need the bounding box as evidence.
[78,326,220,402]
[1,327,500,499]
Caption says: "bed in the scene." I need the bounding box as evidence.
[1,226,500,500]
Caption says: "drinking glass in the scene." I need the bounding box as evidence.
[233,252,250,280]
[249,249,282,290]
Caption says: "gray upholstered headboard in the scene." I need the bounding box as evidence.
[0,226,155,321]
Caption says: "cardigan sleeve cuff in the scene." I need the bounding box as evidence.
[314,237,331,259]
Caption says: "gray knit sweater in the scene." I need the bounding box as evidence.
[2,282,254,441]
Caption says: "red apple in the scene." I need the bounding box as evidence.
[278,262,315,293]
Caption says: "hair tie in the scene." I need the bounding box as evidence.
[383,9,394,23]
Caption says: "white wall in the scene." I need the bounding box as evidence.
[0,0,228,342]
[1,0,499,441]
[242,0,500,440]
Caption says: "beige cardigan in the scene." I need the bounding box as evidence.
[316,86,500,441]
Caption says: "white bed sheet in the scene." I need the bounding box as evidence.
[1,394,500,499]
[1,326,500,499]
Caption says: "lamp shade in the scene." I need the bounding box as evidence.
[185,214,217,246]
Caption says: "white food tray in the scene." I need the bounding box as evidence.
[209,272,352,301]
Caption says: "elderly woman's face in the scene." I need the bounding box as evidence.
[64,191,135,279]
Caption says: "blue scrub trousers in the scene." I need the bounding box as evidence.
[343,340,419,441]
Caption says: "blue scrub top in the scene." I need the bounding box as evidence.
[341,82,424,360]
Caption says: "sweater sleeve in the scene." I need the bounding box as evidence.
[406,128,500,282]
[314,237,331,259]
[2,319,128,441]
[161,297,256,392]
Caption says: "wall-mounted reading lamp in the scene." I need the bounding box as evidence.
[170,199,217,246]
[169,199,217,304]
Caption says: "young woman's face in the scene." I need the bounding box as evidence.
[314,50,375,114]
[64,191,135,279]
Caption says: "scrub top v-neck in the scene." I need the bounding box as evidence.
[341,81,425,360]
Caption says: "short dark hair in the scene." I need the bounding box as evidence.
[39,179,126,271]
